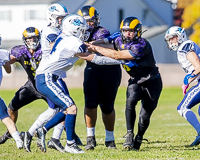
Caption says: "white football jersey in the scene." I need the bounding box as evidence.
[40,25,67,78]
[0,49,10,85]
[36,33,86,77]
[40,26,61,58]
[177,40,200,75]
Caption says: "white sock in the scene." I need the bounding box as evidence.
[86,127,95,137]
[11,131,21,142]
[52,123,65,140]
[105,130,114,142]
[28,107,59,136]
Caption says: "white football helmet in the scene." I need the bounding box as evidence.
[164,26,187,51]
[62,14,89,41]
[46,3,69,28]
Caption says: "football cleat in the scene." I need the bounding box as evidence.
[24,132,32,152]
[105,140,117,149]
[133,135,142,151]
[37,127,46,152]
[74,134,83,146]
[47,138,65,153]
[85,136,96,150]
[190,134,200,147]
[123,132,134,149]
[0,130,12,144]
[65,143,85,154]
[19,131,25,142]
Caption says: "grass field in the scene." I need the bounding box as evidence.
[0,87,200,160]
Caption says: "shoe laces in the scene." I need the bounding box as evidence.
[124,133,134,143]
[87,136,95,145]
[69,143,82,151]
[52,139,64,149]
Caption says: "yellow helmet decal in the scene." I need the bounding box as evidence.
[23,30,28,38]
[120,20,124,29]
[129,19,140,29]
[78,9,83,16]
[89,7,96,18]
[35,28,39,36]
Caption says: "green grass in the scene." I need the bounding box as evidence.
[0,87,200,160]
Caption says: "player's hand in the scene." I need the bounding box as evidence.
[182,84,189,95]
[85,43,96,53]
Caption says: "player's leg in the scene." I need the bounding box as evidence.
[36,73,84,154]
[0,98,23,149]
[46,78,82,152]
[99,66,121,149]
[83,67,99,150]
[15,81,58,152]
[177,81,200,146]
[47,121,65,152]
[123,81,143,149]
[133,76,162,151]
[0,81,38,144]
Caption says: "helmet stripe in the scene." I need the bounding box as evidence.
[34,28,39,36]
[89,7,96,18]
[58,3,68,13]
[78,10,83,17]
[129,19,140,29]
[120,20,124,29]
[23,30,28,38]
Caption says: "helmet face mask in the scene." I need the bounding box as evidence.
[22,27,40,50]
[164,26,187,51]
[62,14,89,41]
[46,3,69,28]
[78,5,99,33]
[120,17,142,43]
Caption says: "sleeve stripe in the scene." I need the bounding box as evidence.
[79,44,86,53]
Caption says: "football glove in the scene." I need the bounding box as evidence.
[104,31,120,43]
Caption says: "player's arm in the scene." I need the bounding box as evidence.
[9,55,17,64]
[76,52,122,65]
[75,43,122,65]
[3,62,11,73]
[89,31,120,49]
[3,55,17,74]
[185,51,200,83]
[86,43,134,60]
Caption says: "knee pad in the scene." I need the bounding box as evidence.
[139,114,150,127]
[177,108,190,118]
[0,99,9,120]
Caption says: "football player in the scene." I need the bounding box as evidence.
[86,16,163,151]
[165,26,200,147]
[0,36,23,149]
[78,5,121,150]
[24,3,82,153]
[0,27,61,152]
